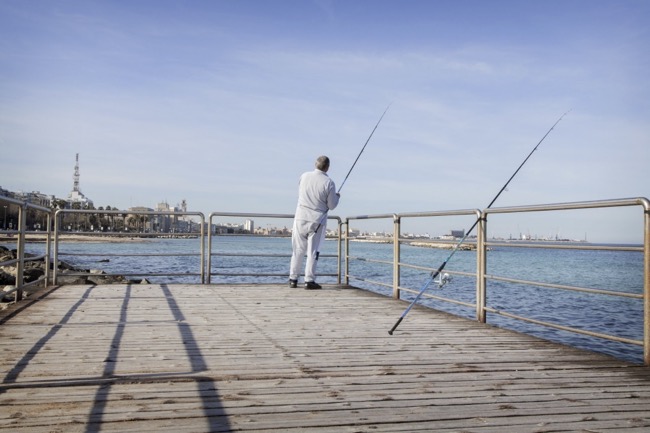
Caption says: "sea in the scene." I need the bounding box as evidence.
[6,236,646,365]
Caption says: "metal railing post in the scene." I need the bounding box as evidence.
[199,213,205,284]
[477,211,487,323]
[392,214,401,300]
[53,210,60,285]
[345,218,350,286]
[44,211,52,287]
[206,215,213,284]
[337,221,344,284]
[643,204,650,366]
[15,204,26,301]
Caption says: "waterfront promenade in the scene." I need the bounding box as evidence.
[1,283,650,432]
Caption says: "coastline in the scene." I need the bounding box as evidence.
[349,237,476,250]
[0,234,152,243]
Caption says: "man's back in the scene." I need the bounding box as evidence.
[295,169,338,222]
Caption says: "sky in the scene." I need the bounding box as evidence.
[1,0,648,243]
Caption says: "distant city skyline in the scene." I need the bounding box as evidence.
[2,180,640,244]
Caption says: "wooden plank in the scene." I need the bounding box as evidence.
[1,283,650,432]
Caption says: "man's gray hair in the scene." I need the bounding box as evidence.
[315,155,330,171]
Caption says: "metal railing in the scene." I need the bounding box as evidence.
[480,197,650,364]
[0,195,53,301]
[344,209,482,304]
[346,197,650,365]
[206,212,343,284]
[2,194,648,364]
[52,209,206,284]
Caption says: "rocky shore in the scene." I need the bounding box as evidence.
[1,246,147,306]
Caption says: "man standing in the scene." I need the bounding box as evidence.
[289,155,340,289]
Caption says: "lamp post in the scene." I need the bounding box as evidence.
[3,206,6,230]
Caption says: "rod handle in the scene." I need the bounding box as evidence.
[388,317,403,335]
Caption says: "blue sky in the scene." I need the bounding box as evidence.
[1,0,648,242]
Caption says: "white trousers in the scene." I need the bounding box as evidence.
[289,219,326,282]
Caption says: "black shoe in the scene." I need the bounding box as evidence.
[304,281,322,290]
[289,279,298,288]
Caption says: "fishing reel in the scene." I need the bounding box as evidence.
[434,272,452,288]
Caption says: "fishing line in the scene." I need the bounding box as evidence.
[388,110,571,335]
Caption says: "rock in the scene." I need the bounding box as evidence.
[0,269,14,285]
[2,285,16,302]
[23,268,44,283]
[56,275,89,285]
[126,278,150,284]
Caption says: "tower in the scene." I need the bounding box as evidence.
[72,153,81,194]
[67,153,94,208]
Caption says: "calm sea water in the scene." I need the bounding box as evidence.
[8,236,646,364]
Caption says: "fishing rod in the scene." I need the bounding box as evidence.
[388,110,571,335]
[312,104,391,238]
[338,103,391,194]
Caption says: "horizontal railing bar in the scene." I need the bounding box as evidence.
[60,272,201,277]
[347,275,393,289]
[346,213,395,221]
[483,197,650,214]
[0,195,51,213]
[210,253,336,258]
[0,258,19,267]
[56,209,205,216]
[211,273,338,277]
[397,209,482,219]
[0,281,46,296]
[485,274,643,299]
[483,306,643,346]
[348,256,392,266]
[399,286,476,309]
[398,262,476,278]
[347,208,482,221]
[58,253,200,257]
[209,212,295,219]
[0,254,48,267]
[54,232,202,238]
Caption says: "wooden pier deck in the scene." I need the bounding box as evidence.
[1,283,650,432]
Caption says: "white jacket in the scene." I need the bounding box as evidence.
[294,169,339,223]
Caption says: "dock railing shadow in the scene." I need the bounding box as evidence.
[0,283,232,431]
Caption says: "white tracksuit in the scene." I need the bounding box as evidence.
[289,169,340,283]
